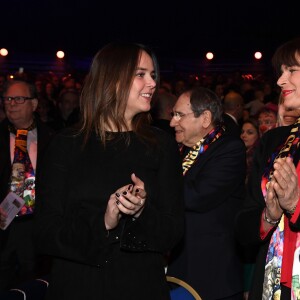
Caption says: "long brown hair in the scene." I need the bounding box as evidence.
[80,42,160,146]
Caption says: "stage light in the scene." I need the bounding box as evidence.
[0,48,8,56]
[254,51,262,60]
[206,52,214,60]
[56,51,65,59]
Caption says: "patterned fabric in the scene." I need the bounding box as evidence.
[181,125,224,176]
[9,128,36,216]
[261,117,300,300]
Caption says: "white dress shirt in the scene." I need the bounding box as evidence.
[10,128,38,171]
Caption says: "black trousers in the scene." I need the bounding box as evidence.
[0,217,37,290]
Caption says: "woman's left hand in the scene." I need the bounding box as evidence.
[115,173,147,218]
[272,157,299,213]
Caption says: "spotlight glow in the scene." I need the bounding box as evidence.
[254,51,262,60]
[0,48,8,56]
[206,52,214,60]
[56,51,65,59]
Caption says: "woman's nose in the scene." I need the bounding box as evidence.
[147,77,156,89]
[277,72,287,87]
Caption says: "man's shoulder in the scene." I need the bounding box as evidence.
[214,132,245,154]
[0,119,10,137]
[36,119,55,134]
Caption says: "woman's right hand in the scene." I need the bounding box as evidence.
[104,193,122,230]
[264,179,283,228]
[104,174,147,230]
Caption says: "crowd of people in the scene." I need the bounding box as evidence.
[0,37,299,300]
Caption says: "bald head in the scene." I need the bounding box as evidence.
[224,92,243,108]
[223,91,244,120]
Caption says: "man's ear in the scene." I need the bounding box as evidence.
[202,110,212,128]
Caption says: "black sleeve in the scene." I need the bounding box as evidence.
[34,133,110,267]
[184,137,246,213]
[120,133,185,253]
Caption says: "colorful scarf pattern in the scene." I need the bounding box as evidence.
[181,125,224,176]
[9,127,36,216]
[261,118,300,300]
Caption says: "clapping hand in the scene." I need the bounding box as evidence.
[104,173,147,230]
[265,157,299,228]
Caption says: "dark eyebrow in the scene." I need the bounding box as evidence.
[136,67,155,73]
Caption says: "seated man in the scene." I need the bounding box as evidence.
[167,87,246,300]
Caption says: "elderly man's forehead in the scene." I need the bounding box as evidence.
[5,82,31,94]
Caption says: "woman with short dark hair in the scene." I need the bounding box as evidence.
[236,37,300,300]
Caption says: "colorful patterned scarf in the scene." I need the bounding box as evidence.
[181,125,224,176]
[261,118,300,300]
[8,122,36,216]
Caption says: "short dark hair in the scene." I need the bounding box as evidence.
[186,87,223,126]
[272,37,300,76]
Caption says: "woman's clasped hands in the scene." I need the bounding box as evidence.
[104,173,147,230]
[264,157,299,227]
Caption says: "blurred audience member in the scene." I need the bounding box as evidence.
[222,91,244,137]
[36,98,55,127]
[44,82,58,106]
[244,89,265,117]
[240,118,260,300]
[52,88,80,131]
[258,107,277,137]
[214,83,225,101]
[61,75,76,90]
[240,118,260,183]
[151,90,177,136]
[277,94,299,126]
[174,79,187,97]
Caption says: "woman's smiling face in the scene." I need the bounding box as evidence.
[277,54,300,110]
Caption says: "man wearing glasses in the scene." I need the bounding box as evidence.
[167,87,246,300]
[0,79,53,290]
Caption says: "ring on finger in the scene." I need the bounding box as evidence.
[138,199,143,206]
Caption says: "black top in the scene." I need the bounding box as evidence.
[34,127,184,300]
[222,113,242,138]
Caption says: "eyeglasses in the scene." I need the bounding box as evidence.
[2,96,34,104]
[170,111,194,121]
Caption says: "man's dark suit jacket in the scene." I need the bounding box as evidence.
[167,132,246,300]
[0,118,54,203]
[222,113,241,138]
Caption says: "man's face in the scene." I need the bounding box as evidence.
[170,93,211,147]
[59,92,79,119]
[3,82,38,129]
